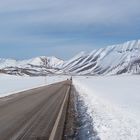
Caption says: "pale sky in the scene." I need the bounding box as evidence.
[0,0,140,60]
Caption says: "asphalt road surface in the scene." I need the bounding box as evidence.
[0,80,71,140]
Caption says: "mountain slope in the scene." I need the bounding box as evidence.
[0,56,64,76]
[62,40,140,75]
[0,39,140,76]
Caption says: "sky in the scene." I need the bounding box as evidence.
[0,0,140,60]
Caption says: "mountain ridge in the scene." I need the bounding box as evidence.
[62,39,140,75]
[0,56,64,76]
[0,39,140,76]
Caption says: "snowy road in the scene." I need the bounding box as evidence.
[0,80,71,140]
[1,74,140,139]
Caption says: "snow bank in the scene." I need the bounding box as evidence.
[73,76,140,140]
[0,74,68,97]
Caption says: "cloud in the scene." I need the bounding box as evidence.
[0,0,140,59]
[1,0,140,26]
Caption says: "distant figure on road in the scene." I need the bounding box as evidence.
[70,77,72,81]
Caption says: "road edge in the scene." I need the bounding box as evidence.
[49,82,71,140]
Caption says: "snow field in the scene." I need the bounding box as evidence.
[1,74,140,139]
[73,76,140,140]
[0,74,69,97]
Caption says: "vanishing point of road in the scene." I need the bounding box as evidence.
[0,80,71,140]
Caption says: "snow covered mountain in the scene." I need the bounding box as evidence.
[0,56,64,76]
[0,39,140,76]
[62,40,140,75]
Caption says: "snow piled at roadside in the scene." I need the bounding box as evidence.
[0,74,68,97]
[73,76,140,140]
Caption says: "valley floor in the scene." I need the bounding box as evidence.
[73,75,140,140]
[0,74,140,140]
[0,74,68,97]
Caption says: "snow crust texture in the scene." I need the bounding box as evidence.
[0,74,68,97]
[73,76,140,140]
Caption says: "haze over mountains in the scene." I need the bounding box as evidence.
[0,39,140,76]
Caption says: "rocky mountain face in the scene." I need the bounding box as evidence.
[0,40,140,76]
